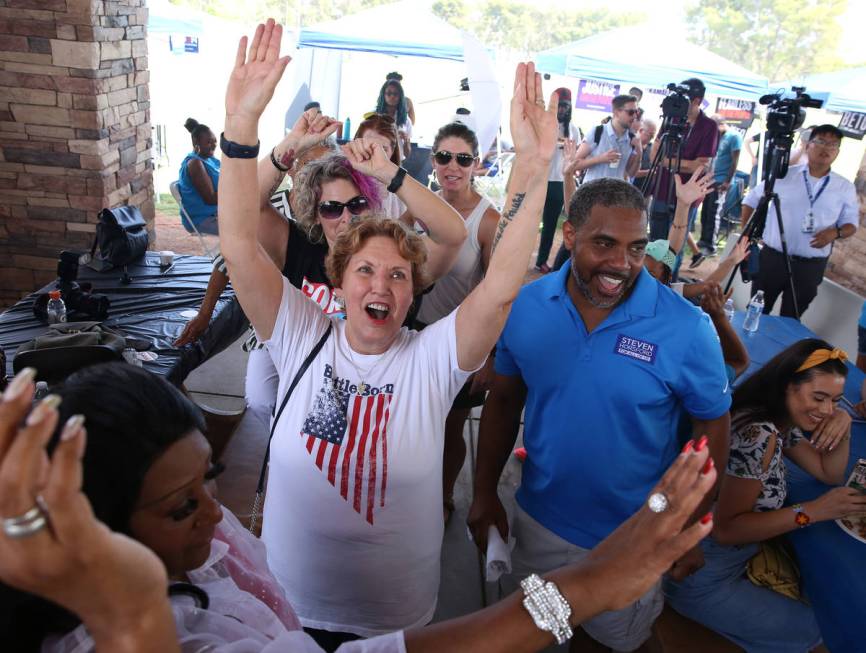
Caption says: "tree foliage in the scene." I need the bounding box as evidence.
[433,0,641,55]
[686,0,847,81]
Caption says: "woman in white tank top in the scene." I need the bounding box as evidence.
[415,121,502,522]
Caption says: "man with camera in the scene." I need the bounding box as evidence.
[572,94,642,184]
[648,79,719,249]
[742,124,858,318]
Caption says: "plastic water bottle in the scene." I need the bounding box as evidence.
[723,298,735,322]
[343,117,351,141]
[46,290,66,324]
[743,290,764,332]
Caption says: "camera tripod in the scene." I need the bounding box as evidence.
[640,114,689,240]
[723,134,800,319]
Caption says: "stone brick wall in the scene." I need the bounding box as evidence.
[825,151,866,299]
[0,0,153,308]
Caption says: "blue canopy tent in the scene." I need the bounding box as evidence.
[537,27,768,101]
[297,2,465,61]
[773,68,866,114]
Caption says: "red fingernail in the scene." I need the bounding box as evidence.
[702,457,714,475]
[682,440,694,454]
[700,512,713,525]
[696,435,709,452]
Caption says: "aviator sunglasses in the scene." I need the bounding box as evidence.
[433,150,475,168]
[318,195,369,219]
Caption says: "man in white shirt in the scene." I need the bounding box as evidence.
[573,94,641,184]
[742,124,858,318]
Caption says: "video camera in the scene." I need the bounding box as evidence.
[760,86,823,136]
[758,86,823,182]
[56,251,110,320]
[661,83,691,122]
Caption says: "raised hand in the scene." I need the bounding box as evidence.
[341,138,397,184]
[675,165,712,206]
[509,62,558,163]
[225,19,291,124]
[728,236,751,265]
[287,108,341,155]
[0,370,172,644]
[579,442,716,612]
[561,138,579,178]
[700,283,731,319]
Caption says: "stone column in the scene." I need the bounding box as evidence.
[825,148,866,297]
[0,0,153,307]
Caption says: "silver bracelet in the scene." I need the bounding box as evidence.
[520,574,574,645]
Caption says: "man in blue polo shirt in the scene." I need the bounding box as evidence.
[468,178,731,652]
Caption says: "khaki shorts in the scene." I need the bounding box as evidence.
[503,503,663,653]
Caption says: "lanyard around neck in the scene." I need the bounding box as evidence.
[802,168,830,209]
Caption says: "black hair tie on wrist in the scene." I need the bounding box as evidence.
[270,148,290,172]
[220,132,260,159]
[387,166,408,193]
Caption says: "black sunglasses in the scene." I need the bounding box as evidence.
[318,195,369,220]
[433,150,475,168]
[621,108,639,116]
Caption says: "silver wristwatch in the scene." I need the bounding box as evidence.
[520,574,574,645]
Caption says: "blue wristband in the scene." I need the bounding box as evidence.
[219,132,260,159]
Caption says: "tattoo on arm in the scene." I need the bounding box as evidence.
[492,192,526,251]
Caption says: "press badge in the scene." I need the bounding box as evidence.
[801,211,815,234]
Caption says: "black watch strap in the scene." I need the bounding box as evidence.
[220,132,260,159]
[387,166,408,193]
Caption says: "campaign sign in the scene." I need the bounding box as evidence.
[575,80,621,112]
[169,34,199,54]
[838,111,866,140]
[716,98,755,130]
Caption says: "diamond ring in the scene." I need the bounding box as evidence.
[647,492,669,513]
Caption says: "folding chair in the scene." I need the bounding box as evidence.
[715,171,749,249]
[170,180,216,258]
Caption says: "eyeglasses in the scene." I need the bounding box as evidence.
[810,138,840,150]
[620,108,639,116]
[318,195,369,219]
[433,150,475,167]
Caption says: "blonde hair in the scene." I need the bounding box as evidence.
[326,216,429,295]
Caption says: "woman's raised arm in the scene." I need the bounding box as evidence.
[454,62,558,371]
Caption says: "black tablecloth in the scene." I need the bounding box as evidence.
[0,253,248,386]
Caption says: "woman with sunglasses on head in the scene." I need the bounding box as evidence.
[375,78,412,159]
[664,339,866,652]
[415,121,501,523]
[0,363,716,653]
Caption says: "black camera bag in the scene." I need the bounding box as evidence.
[91,205,149,268]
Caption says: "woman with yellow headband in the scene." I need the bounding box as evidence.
[664,338,866,652]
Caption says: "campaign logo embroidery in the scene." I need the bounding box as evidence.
[614,334,658,364]
[300,364,394,525]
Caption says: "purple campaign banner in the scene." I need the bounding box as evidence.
[575,80,621,111]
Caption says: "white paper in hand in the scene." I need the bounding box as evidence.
[485,525,516,582]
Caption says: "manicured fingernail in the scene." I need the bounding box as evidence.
[3,367,36,401]
[682,440,694,454]
[700,512,713,525]
[26,394,61,426]
[61,414,85,441]
[702,457,714,475]
[696,435,709,452]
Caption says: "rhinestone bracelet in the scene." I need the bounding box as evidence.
[520,574,574,645]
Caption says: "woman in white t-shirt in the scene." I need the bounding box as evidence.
[415,121,501,522]
[218,31,591,647]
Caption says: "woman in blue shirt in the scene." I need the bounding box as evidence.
[178,117,220,234]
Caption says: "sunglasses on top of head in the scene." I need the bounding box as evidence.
[433,150,475,168]
[318,195,369,220]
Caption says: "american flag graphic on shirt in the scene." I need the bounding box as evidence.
[300,373,393,525]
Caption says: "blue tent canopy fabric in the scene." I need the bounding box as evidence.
[774,68,866,114]
[537,27,768,101]
[297,2,465,61]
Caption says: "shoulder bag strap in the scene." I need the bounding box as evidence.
[249,322,332,533]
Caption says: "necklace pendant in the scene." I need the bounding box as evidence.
[357,381,367,394]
